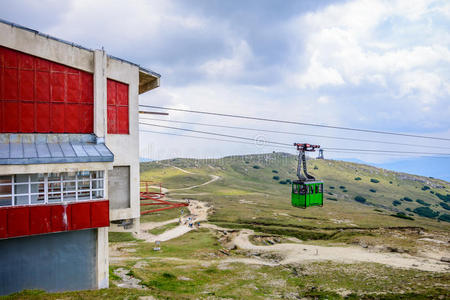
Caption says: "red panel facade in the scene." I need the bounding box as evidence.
[7,207,30,237]
[0,46,94,133]
[91,201,110,227]
[0,200,109,239]
[107,79,129,134]
[0,209,6,238]
[29,205,52,235]
[71,202,91,230]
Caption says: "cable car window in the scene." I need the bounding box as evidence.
[315,185,319,194]
[310,185,314,194]
[293,184,299,194]
[300,185,307,195]
[320,184,323,193]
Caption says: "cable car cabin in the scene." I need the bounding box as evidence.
[291,180,323,208]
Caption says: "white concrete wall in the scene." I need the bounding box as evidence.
[104,58,141,226]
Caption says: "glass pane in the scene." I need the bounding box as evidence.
[92,179,104,190]
[48,173,61,182]
[0,196,12,207]
[78,190,91,200]
[63,191,76,202]
[0,176,12,197]
[63,180,76,192]
[93,189,104,199]
[92,171,104,179]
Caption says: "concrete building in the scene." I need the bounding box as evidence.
[0,19,160,295]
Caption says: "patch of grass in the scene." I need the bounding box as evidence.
[109,232,138,243]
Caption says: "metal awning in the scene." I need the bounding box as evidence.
[0,134,114,165]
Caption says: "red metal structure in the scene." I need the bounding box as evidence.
[0,46,94,133]
[140,181,188,215]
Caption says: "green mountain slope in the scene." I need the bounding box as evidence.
[141,153,450,248]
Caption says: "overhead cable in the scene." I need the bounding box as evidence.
[139,117,450,150]
[139,105,450,141]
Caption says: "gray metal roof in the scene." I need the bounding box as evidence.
[0,134,114,165]
[0,18,161,79]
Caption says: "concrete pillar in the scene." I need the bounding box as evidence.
[96,227,109,289]
[94,50,107,138]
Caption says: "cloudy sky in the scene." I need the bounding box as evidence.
[1,0,450,164]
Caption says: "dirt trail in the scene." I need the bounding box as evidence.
[170,175,220,191]
[137,200,209,242]
[204,224,449,272]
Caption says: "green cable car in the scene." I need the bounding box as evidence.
[291,143,323,208]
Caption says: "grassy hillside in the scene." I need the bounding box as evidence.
[141,153,450,250]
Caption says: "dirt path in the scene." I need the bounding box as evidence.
[137,200,210,242]
[204,224,449,272]
[170,175,220,191]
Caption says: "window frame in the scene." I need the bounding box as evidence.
[0,171,105,207]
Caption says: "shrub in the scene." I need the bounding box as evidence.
[354,177,362,181]
[279,180,287,184]
[339,186,346,189]
[438,214,450,222]
[421,186,430,191]
[329,186,335,189]
[430,191,435,194]
[272,170,278,173]
[390,212,414,220]
[354,196,366,204]
[313,165,318,170]
[439,202,450,210]
[402,197,413,202]
[286,179,292,184]
[392,200,401,206]
[253,165,260,169]
[370,179,379,183]
[272,176,280,180]
[326,197,337,201]
[370,189,376,193]
[374,209,383,212]
[413,207,439,219]
[327,192,333,195]
[405,208,412,212]
[435,193,450,203]
[389,181,393,184]
[416,199,430,207]
[342,189,348,192]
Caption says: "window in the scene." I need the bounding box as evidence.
[0,171,105,207]
[315,185,319,194]
[107,79,129,134]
